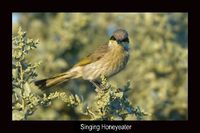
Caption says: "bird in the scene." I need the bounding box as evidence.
[34,29,130,90]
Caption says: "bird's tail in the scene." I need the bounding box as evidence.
[34,67,81,90]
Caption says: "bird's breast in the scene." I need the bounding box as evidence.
[82,45,129,81]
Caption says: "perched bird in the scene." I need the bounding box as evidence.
[35,29,130,90]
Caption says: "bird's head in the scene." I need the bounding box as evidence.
[109,29,129,51]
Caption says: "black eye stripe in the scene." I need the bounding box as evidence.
[110,36,116,40]
[122,38,129,42]
[110,36,129,42]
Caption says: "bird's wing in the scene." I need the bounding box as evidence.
[74,43,109,66]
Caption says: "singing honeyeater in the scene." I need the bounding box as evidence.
[35,29,130,89]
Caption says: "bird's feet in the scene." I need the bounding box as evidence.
[90,80,104,92]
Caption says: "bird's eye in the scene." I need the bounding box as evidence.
[110,36,116,40]
[122,38,129,43]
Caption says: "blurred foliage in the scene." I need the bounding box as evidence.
[85,76,146,120]
[12,27,40,120]
[12,13,188,120]
[12,28,82,120]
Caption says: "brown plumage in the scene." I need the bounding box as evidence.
[34,29,130,90]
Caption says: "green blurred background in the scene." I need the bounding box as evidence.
[12,13,188,120]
